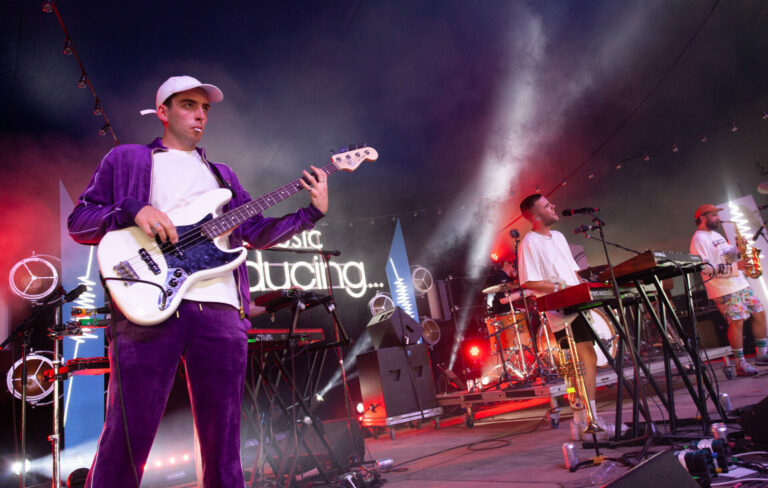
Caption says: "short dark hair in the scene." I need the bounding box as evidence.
[520,193,542,218]
[161,93,177,108]
[695,216,702,225]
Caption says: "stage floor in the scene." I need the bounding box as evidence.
[362,355,768,488]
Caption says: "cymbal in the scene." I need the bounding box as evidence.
[482,282,520,294]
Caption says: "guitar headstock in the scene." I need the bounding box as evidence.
[331,144,378,172]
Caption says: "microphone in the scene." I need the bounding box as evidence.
[574,224,599,234]
[562,207,600,217]
[64,284,88,303]
[753,225,765,242]
[509,229,520,239]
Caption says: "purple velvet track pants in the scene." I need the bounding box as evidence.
[85,300,249,488]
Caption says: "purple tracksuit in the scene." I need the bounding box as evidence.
[68,138,323,487]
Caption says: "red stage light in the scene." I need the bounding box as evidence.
[463,340,488,364]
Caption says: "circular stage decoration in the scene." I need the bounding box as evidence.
[8,255,59,302]
[367,292,394,316]
[410,265,434,296]
[5,352,55,405]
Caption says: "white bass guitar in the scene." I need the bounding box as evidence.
[97,145,378,325]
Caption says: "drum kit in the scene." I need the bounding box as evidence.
[480,282,618,384]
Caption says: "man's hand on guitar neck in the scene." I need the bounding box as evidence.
[136,205,179,244]
[299,165,329,214]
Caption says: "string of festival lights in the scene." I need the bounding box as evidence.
[320,108,768,228]
[41,0,119,145]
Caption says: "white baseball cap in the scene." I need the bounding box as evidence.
[140,75,223,115]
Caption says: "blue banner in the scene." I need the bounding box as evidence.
[385,219,418,322]
[60,181,105,449]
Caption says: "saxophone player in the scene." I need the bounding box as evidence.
[690,204,768,376]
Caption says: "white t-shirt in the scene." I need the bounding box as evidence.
[690,229,748,299]
[518,230,581,332]
[151,149,240,309]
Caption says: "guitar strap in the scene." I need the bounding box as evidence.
[206,162,233,193]
[206,160,247,319]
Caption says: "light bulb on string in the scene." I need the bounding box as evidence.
[643,152,650,161]
[561,178,567,187]
[93,99,103,116]
[672,143,679,153]
[98,124,110,136]
[762,109,768,120]
[615,161,622,170]
[588,173,595,179]
[77,73,88,89]
[700,133,707,143]
[41,0,53,13]
[731,122,738,133]
[62,38,73,55]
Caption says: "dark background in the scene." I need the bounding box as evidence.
[1,0,767,482]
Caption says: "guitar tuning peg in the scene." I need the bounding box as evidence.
[330,149,337,155]
[338,146,348,153]
[349,144,357,150]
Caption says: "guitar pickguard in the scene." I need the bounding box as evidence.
[157,215,243,309]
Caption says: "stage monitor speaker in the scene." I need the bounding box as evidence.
[357,343,437,421]
[366,306,422,349]
[738,395,768,444]
[268,418,364,474]
[603,450,699,488]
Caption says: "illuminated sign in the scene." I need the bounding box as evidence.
[246,230,383,299]
[386,219,418,321]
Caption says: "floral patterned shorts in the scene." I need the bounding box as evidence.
[714,286,765,322]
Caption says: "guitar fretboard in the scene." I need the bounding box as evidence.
[201,162,339,238]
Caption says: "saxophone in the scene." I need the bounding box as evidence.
[727,221,763,279]
[557,321,604,435]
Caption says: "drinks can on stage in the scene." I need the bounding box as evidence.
[562,442,578,470]
[711,422,727,440]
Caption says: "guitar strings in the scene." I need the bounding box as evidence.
[117,163,340,274]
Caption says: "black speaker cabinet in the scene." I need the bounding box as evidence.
[357,344,437,421]
[268,418,364,474]
[366,307,423,349]
[739,395,768,444]
[603,450,699,488]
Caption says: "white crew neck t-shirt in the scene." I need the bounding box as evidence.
[150,149,239,309]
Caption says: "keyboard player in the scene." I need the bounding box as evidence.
[517,194,607,437]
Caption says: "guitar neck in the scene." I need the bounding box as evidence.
[202,162,338,238]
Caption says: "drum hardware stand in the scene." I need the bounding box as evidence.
[578,213,658,445]
[0,285,86,488]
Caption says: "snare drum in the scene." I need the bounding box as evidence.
[485,311,529,354]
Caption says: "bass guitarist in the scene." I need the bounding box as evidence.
[67,75,329,488]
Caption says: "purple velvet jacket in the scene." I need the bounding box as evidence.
[67,137,324,311]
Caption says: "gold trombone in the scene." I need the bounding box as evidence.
[558,320,604,435]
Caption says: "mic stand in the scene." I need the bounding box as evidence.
[318,251,356,441]
[513,236,547,380]
[582,234,643,255]
[753,225,768,246]
[1,288,68,488]
[587,212,656,443]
